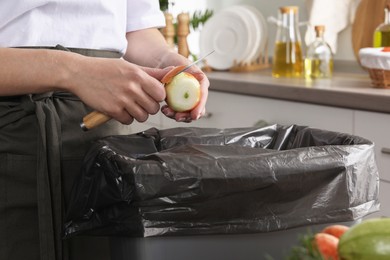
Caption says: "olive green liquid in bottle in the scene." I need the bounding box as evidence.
[272,6,303,78]
[304,25,333,79]
[304,59,334,78]
[273,42,303,78]
[373,3,390,47]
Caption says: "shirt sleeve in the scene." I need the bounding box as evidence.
[126,0,166,32]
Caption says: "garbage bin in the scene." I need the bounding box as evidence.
[64,124,379,260]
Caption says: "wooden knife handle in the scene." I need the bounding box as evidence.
[80,111,112,131]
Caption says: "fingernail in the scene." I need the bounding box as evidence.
[178,117,192,122]
[162,107,174,117]
[166,111,175,117]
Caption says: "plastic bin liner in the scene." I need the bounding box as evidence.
[63,124,379,238]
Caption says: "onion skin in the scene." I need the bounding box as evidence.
[161,65,187,84]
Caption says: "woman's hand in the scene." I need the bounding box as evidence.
[123,28,210,123]
[161,65,209,122]
[66,55,171,124]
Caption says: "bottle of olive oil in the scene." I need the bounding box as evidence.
[272,6,303,78]
[304,25,333,79]
[273,41,303,78]
[373,2,390,47]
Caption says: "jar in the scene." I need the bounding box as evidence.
[272,6,304,78]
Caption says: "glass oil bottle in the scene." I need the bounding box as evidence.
[304,25,333,79]
[373,1,390,47]
[272,6,304,78]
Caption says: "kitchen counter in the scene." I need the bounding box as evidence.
[206,65,390,114]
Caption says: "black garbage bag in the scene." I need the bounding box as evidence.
[64,124,379,238]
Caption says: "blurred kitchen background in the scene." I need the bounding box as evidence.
[162,0,358,62]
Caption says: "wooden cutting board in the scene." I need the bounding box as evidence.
[352,0,387,60]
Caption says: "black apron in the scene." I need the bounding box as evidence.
[0,45,134,260]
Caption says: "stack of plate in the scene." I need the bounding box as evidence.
[199,5,268,71]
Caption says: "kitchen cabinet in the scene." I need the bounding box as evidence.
[161,91,354,134]
[354,111,390,182]
[354,111,390,218]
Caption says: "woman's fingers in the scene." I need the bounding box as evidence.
[160,64,210,122]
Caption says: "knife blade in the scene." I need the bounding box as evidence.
[80,50,215,131]
[173,50,215,77]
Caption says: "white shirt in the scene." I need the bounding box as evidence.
[0,0,165,54]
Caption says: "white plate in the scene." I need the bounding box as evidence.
[243,5,268,62]
[199,7,253,70]
[218,5,258,64]
[235,5,263,63]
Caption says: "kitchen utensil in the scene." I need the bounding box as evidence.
[80,50,215,131]
[170,50,215,77]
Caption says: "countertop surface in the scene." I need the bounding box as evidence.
[206,66,390,114]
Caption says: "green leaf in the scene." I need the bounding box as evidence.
[159,0,169,11]
[190,9,214,30]
[284,230,325,260]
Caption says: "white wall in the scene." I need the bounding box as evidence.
[169,0,207,17]
[204,0,356,61]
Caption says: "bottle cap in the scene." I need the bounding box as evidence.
[315,25,325,33]
[279,6,298,14]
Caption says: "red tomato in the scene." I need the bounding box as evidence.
[321,224,350,239]
[314,233,339,260]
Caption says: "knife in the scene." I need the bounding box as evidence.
[167,50,215,79]
[80,50,214,131]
